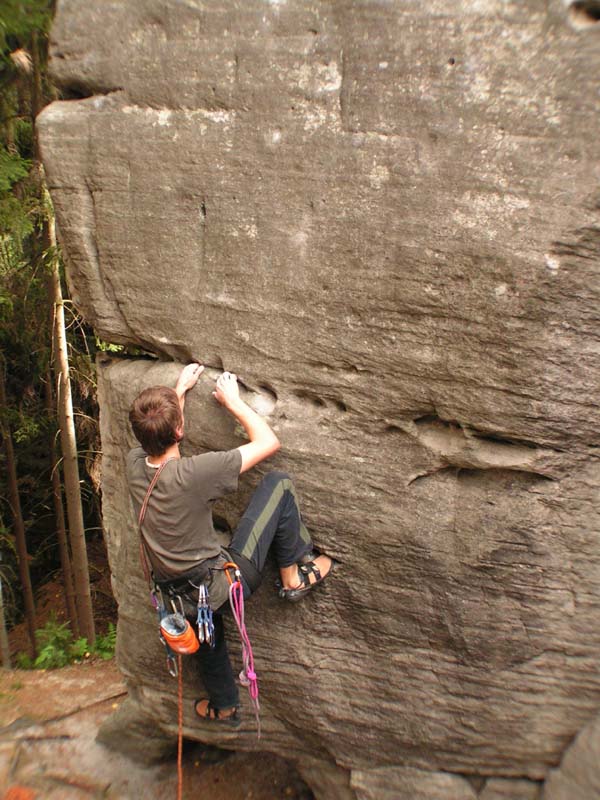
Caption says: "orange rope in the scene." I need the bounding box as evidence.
[177,654,183,800]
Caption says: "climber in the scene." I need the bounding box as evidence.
[126,362,333,725]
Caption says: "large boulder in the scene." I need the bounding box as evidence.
[38,1,600,796]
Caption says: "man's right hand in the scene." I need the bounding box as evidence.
[212,371,241,410]
[213,371,280,472]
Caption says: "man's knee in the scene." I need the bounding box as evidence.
[259,470,291,489]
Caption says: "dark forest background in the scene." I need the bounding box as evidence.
[0,1,117,664]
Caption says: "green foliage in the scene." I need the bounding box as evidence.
[15,651,32,669]
[0,535,17,626]
[94,337,124,354]
[0,146,35,241]
[0,0,52,59]
[12,410,41,443]
[14,118,33,156]
[0,195,34,240]
[0,146,30,193]
[33,614,74,668]
[69,635,89,660]
[15,616,117,669]
[94,623,117,660]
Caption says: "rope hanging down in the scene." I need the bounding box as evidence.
[177,654,184,800]
[224,562,261,737]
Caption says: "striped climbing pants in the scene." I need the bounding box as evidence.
[229,470,313,576]
[197,471,314,710]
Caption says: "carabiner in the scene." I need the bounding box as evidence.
[167,654,178,677]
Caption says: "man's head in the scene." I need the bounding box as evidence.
[129,386,183,456]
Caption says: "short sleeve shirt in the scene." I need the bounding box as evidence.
[126,447,242,609]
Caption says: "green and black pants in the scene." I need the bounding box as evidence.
[199,471,313,709]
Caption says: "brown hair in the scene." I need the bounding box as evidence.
[129,386,183,457]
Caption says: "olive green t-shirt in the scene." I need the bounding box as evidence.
[126,446,242,610]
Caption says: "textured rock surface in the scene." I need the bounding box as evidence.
[542,712,600,799]
[350,766,478,800]
[480,777,541,800]
[38,0,600,797]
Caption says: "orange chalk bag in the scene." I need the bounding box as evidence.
[159,597,199,656]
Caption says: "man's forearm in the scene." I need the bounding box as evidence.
[175,386,186,415]
[175,363,204,414]
[226,398,279,446]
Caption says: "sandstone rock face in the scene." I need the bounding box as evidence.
[38,1,600,797]
[542,712,600,799]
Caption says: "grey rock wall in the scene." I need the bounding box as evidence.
[38,1,600,797]
[542,712,600,799]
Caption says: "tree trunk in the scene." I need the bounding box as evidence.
[30,32,43,123]
[0,568,11,669]
[0,363,37,658]
[32,21,96,642]
[47,216,96,644]
[44,367,79,636]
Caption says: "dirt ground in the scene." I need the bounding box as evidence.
[0,659,314,800]
[1,541,314,800]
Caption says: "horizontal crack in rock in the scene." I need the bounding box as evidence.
[402,414,563,484]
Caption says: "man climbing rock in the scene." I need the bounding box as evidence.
[126,363,333,725]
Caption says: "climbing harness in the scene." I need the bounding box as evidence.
[224,561,261,737]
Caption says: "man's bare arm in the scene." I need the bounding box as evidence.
[213,371,280,473]
[175,363,204,413]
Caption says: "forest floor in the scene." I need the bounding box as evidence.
[0,540,314,800]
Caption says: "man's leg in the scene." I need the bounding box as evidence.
[194,613,239,715]
[194,470,304,719]
[229,471,331,590]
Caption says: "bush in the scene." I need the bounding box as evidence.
[15,615,116,669]
[93,623,116,660]
[15,652,33,669]
[34,615,74,668]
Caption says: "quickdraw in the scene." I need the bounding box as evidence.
[196,584,215,646]
[223,561,261,737]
